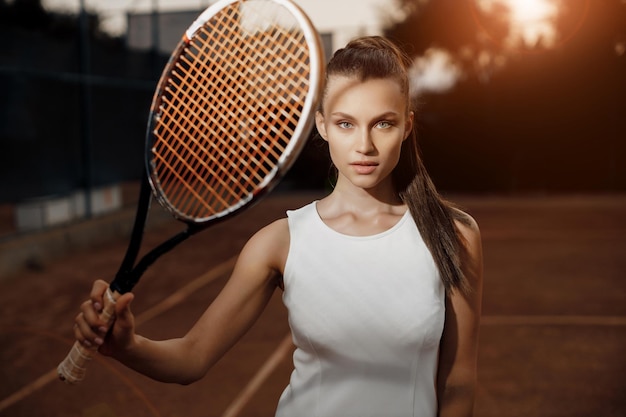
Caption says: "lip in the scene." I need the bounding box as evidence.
[350,161,378,175]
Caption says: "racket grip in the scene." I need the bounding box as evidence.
[57,288,118,384]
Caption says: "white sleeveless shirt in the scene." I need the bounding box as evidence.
[276,202,445,417]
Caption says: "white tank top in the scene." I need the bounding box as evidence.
[276,202,445,417]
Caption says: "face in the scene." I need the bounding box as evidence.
[316,75,413,193]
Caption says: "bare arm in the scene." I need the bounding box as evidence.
[75,218,289,385]
[437,215,484,416]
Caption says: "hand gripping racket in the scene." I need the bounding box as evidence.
[58,0,324,384]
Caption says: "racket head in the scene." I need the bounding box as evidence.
[146,0,324,224]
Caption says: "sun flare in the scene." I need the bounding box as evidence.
[506,0,558,24]
[476,0,562,49]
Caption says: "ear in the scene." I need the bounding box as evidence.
[315,111,328,142]
[403,111,414,141]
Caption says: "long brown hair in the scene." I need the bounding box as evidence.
[323,36,470,294]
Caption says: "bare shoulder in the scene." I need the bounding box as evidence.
[249,217,289,246]
[451,208,483,290]
[240,217,290,274]
[452,208,481,247]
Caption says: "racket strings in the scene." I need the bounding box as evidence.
[151,1,312,219]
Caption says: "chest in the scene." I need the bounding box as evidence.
[283,227,445,360]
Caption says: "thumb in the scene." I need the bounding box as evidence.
[114,292,135,326]
[99,293,135,357]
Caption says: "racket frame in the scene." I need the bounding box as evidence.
[146,0,324,226]
[58,0,324,384]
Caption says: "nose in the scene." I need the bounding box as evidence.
[356,128,375,154]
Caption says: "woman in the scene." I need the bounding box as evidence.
[74,36,483,417]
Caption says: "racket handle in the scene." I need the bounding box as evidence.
[57,288,118,384]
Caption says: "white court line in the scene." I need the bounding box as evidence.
[0,256,238,413]
[135,256,238,325]
[4,255,624,414]
[480,315,626,326]
[218,313,626,417]
[221,334,294,417]
[0,369,59,413]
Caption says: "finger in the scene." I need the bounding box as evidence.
[115,293,134,314]
[89,279,110,309]
[80,299,107,329]
[114,293,135,328]
[74,313,104,347]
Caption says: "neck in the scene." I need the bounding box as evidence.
[328,177,403,214]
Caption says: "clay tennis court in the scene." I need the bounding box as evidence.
[0,191,624,417]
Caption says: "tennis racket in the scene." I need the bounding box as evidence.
[58,0,324,384]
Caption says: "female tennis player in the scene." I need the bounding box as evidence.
[74,35,483,417]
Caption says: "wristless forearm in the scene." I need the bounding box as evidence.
[113,335,205,385]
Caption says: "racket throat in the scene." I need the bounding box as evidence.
[116,175,152,279]
[111,227,198,293]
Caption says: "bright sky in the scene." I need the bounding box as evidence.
[42,0,604,95]
[41,0,400,38]
[475,0,562,49]
[42,0,217,35]
[42,0,467,94]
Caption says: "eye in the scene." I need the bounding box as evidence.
[376,120,393,129]
[337,121,353,129]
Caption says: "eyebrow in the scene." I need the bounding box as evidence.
[329,111,400,119]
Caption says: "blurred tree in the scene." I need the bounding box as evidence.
[384,0,479,55]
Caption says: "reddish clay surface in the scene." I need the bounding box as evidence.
[0,192,624,417]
